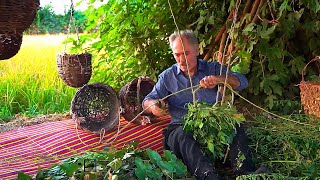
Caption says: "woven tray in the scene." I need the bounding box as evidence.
[0,0,40,34]
[57,53,92,88]
[71,83,120,133]
[0,33,23,60]
[119,76,155,125]
[300,57,320,118]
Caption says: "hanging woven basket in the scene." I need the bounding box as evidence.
[56,53,92,88]
[0,33,22,60]
[300,56,320,118]
[0,0,40,34]
[71,83,120,133]
[119,76,155,125]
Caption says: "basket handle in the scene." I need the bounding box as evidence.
[301,56,320,81]
[136,77,142,113]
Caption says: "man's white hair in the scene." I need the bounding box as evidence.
[169,30,199,50]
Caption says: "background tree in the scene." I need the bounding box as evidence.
[77,0,319,112]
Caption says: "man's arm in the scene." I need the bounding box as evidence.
[142,72,169,117]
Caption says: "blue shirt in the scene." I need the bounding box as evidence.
[144,59,248,124]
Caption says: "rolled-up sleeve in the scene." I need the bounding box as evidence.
[142,72,170,107]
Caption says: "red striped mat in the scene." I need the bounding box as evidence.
[0,115,170,179]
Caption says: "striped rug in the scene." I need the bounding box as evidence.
[0,115,170,179]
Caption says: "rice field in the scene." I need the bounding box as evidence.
[0,35,77,121]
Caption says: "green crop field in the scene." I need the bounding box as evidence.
[0,35,77,121]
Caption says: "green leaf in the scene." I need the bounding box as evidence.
[288,56,305,76]
[207,142,214,153]
[260,25,276,39]
[17,172,33,180]
[60,162,80,176]
[35,167,45,180]
[146,148,162,165]
[108,158,122,171]
[164,150,177,162]
[173,160,188,176]
[135,167,146,180]
[243,23,255,35]
[158,160,175,172]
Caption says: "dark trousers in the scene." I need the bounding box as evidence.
[163,124,255,180]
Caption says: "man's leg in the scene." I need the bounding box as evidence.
[164,125,221,180]
[227,125,255,175]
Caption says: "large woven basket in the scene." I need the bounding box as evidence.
[57,53,92,88]
[119,76,155,125]
[0,33,22,60]
[300,57,320,118]
[71,83,120,133]
[0,0,40,34]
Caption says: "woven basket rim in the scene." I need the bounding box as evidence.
[301,56,320,82]
[120,76,155,123]
[71,82,120,133]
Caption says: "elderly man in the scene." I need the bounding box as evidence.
[143,30,257,179]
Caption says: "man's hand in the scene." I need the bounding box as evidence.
[200,75,223,89]
[200,75,240,89]
[151,102,167,117]
[143,99,167,117]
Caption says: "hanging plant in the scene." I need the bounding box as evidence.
[183,101,245,159]
[56,0,92,88]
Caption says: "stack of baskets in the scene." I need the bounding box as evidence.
[0,0,40,60]
[300,56,320,118]
[119,76,155,125]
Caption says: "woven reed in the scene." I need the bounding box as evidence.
[57,53,92,88]
[300,57,320,118]
[0,0,40,34]
[0,33,22,60]
[71,83,120,133]
[119,76,155,125]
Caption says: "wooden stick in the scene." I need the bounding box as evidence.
[252,0,265,23]
[204,7,235,61]
[218,30,227,64]
[204,26,226,60]
[250,0,261,21]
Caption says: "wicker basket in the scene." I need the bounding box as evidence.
[0,33,22,60]
[71,83,120,133]
[119,76,155,125]
[57,53,92,88]
[300,57,320,118]
[0,0,40,34]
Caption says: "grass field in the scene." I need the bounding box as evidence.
[0,35,77,121]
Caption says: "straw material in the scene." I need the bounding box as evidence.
[71,83,120,133]
[119,76,155,125]
[0,0,40,34]
[0,33,22,60]
[57,53,92,88]
[300,57,320,118]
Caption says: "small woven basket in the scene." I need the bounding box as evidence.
[119,76,155,125]
[57,53,92,88]
[300,57,320,118]
[71,83,120,133]
[0,0,40,34]
[0,33,22,60]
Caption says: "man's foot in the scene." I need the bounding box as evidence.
[254,165,271,174]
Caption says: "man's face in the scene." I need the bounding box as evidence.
[172,37,199,76]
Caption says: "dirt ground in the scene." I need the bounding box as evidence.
[0,113,71,133]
